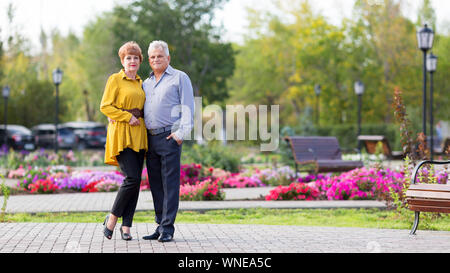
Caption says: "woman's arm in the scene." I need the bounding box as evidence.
[100,75,133,122]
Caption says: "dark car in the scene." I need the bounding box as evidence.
[0,124,35,151]
[31,124,78,150]
[61,121,107,149]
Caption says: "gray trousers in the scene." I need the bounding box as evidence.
[146,130,182,236]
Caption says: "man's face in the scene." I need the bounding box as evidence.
[148,47,170,73]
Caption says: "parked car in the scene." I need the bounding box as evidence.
[0,124,35,151]
[61,121,107,149]
[31,124,78,150]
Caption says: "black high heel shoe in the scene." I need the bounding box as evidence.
[120,226,132,241]
[103,214,114,240]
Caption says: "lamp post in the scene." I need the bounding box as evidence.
[314,84,321,127]
[52,68,63,153]
[354,81,364,151]
[427,53,437,160]
[416,24,434,140]
[2,85,10,148]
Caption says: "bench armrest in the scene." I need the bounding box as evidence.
[411,160,450,185]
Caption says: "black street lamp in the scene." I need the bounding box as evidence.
[416,24,434,140]
[354,81,364,151]
[2,85,10,148]
[314,84,321,127]
[52,67,63,153]
[427,53,437,160]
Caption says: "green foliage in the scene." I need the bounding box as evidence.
[181,142,242,172]
[1,0,235,126]
[110,0,235,104]
[1,0,449,129]
[227,0,449,130]
[0,174,10,222]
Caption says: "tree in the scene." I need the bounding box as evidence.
[432,34,450,122]
[417,0,436,30]
[110,0,236,104]
[227,0,353,126]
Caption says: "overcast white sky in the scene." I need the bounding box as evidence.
[1,0,449,52]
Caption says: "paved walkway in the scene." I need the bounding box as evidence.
[1,186,449,253]
[2,187,387,213]
[0,223,448,253]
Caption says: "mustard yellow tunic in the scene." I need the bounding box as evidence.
[100,69,148,166]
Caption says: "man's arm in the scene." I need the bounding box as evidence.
[167,73,195,144]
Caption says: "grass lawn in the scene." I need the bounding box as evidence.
[1,208,449,232]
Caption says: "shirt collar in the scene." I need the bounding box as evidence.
[120,69,142,82]
[150,65,174,78]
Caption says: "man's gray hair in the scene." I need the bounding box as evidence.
[148,40,170,56]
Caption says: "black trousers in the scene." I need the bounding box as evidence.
[111,148,145,227]
[146,131,182,236]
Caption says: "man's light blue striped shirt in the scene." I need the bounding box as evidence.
[143,65,195,140]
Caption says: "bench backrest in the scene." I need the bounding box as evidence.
[285,136,342,162]
[357,135,393,156]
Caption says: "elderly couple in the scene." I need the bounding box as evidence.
[100,40,194,243]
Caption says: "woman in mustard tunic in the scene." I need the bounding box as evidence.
[100,41,147,240]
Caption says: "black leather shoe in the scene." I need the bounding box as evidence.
[120,226,132,241]
[142,231,160,240]
[158,233,173,243]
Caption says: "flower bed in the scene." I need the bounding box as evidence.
[265,167,407,201]
[0,147,104,169]
[7,162,446,203]
[11,165,125,194]
[265,182,319,201]
[180,178,224,201]
[250,166,300,186]
[221,173,265,188]
[312,167,405,201]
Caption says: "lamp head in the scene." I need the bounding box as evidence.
[2,85,10,99]
[426,53,437,73]
[354,81,364,96]
[314,84,321,96]
[417,24,434,51]
[52,67,63,85]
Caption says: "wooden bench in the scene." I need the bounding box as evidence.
[284,136,364,174]
[357,135,404,160]
[406,160,450,235]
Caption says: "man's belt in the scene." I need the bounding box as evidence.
[148,126,177,136]
[122,108,144,119]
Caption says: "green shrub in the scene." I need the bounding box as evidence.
[181,142,242,173]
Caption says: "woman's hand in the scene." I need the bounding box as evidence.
[129,115,140,126]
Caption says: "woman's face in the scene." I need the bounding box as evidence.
[122,54,141,74]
